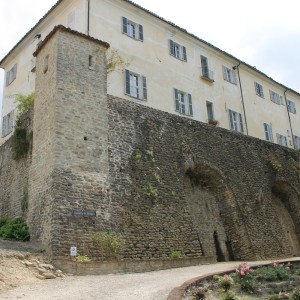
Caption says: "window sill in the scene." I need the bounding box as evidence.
[201,75,214,83]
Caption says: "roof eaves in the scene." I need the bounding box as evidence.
[33,25,110,57]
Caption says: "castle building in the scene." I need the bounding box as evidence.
[1,0,299,149]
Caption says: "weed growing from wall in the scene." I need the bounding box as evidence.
[92,230,124,259]
[268,158,282,173]
[11,127,29,160]
[15,93,35,116]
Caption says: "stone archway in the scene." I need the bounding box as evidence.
[184,165,251,261]
[272,181,300,257]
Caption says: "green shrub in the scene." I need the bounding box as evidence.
[75,255,91,263]
[0,218,30,241]
[0,217,8,228]
[268,295,280,300]
[171,250,182,259]
[15,93,35,116]
[219,274,234,291]
[291,287,300,300]
[92,230,124,259]
[11,127,30,160]
[223,290,238,300]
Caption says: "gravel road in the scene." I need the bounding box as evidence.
[0,262,239,300]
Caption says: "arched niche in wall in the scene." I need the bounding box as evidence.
[272,181,300,257]
[183,164,252,262]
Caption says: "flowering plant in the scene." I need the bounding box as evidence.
[236,262,256,293]
[219,274,234,291]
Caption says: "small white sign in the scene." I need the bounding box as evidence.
[70,246,77,257]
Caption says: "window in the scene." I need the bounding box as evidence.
[228,109,244,133]
[206,101,214,121]
[294,135,300,150]
[255,82,264,98]
[222,66,237,84]
[270,90,284,105]
[122,17,143,41]
[287,100,296,114]
[5,64,17,86]
[1,110,14,138]
[201,56,214,81]
[277,133,288,147]
[169,40,187,62]
[174,89,193,116]
[125,69,147,100]
[263,123,274,142]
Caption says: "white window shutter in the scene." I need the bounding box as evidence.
[232,70,237,84]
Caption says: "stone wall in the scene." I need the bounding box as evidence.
[106,95,300,261]
[0,110,33,220]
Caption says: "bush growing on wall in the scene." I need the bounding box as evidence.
[0,218,30,242]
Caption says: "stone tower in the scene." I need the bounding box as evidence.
[28,26,110,256]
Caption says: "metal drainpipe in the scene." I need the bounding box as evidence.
[87,0,90,35]
[284,88,295,149]
[233,62,249,135]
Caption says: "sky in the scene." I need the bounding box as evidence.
[1,0,300,112]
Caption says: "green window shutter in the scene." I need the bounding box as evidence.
[139,24,144,41]
[238,113,244,133]
[1,116,6,137]
[232,70,237,84]
[142,76,147,100]
[222,66,227,81]
[188,94,193,115]
[169,40,174,56]
[229,109,234,129]
[182,46,187,62]
[174,88,179,111]
[125,69,130,94]
[122,17,127,34]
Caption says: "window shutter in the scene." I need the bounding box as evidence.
[169,40,174,56]
[222,66,227,81]
[238,113,244,133]
[125,69,130,95]
[122,17,127,34]
[232,70,237,84]
[1,116,6,137]
[138,24,144,41]
[174,89,179,111]
[264,123,269,140]
[280,96,284,105]
[142,76,147,100]
[182,46,187,62]
[5,72,10,86]
[269,125,274,142]
[229,109,234,129]
[9,111,14,133]
[188,94,193,116]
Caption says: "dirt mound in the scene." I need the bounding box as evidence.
[0,240,64,294]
